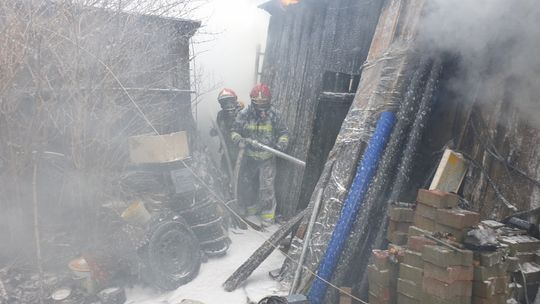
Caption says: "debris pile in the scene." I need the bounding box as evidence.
[367,188,540,304]
[0,265,122,304]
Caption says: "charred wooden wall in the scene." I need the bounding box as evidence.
[416,72,540,220]
[261,0,385,218]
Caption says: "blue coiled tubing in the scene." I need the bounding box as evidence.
[308,111,396,304]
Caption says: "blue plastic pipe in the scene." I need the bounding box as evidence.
[308,111,396,304]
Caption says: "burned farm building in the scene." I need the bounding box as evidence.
[3,0,540,304]
[239,0,540,303]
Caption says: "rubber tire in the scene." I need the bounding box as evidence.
[140,220,201,290]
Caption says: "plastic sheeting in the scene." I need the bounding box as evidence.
[323,57,436,303]
[352,59,443,299]
[281,0,430,296]
[283,44,412,293]
[308,111,396,304]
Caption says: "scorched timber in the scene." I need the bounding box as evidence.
[222,208,309,292]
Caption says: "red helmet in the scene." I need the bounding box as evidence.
[218,88,238,103]
[250,84,272,107]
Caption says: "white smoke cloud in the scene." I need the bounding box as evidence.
[419,0,540,126]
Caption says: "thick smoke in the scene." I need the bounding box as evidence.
[419,0,540,127]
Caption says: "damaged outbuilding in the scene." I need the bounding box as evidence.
[223,0,540,303]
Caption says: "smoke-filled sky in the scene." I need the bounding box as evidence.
[192,0,269,124]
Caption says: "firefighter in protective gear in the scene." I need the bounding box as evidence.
[210,88,244,175]
[231,84,289,225]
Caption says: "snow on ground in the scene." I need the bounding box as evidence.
[125,226,288,304]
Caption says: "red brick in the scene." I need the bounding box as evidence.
[415,203,437,220]
[389,207,415,223]
[369,284,391,300]
[421,292,472,304]
[422,277,473,298]
[372,250,390,270]
[499,235,540,254]
[369,291,390,304]
[388,220,412,233]
[397,292,419,304]
[369,286,392,301]
[473,276,509,297]
[475,250,503,267]
[437,208,480,229]
[368,265,391,287]
[388,231,409,246]
[472,295,507,304]
[407,236,436,252]
[408,225,430,238]
[424,262,473,283]
[404,250,423,268]
[423,245,473,267]
[417,189,459,209]
[399,263,423,283]
[474,263,508,281]
[413,214,436,231]
[397,278,421,299]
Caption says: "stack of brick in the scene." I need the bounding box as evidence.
[396,226,435,304]
[368,250,399,304]
[395,189,481,304]
[414,189,481,243]
[500,235,540,301]
[413,189,460,232]
[387,206,415,246]
[472,250,510,304]
[422,245,474,304]
[369,189,497,304]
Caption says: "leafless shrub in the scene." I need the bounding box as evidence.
[0,0,203,260]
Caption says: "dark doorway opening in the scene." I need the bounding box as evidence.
[297,71,358,210]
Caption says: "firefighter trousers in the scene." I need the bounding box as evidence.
[237,156,277,222]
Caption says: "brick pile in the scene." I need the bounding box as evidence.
[387,206,415,246]
[368,249,399,304]
[500,235,540,301]
[395,226,434,304]
[367,188,540,303]
[472,250,510,304]
[369,189,484,304]
[421,245,473,303]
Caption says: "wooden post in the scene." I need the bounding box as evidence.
[222,208,308,292]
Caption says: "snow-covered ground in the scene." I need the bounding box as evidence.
[125,226,288,304]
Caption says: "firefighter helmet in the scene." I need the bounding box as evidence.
[218,88,238,103]
[218,88,238,113]
[250,84,271,110]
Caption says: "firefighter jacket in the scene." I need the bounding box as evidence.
[231,105,289,160]
[215,109,239,159]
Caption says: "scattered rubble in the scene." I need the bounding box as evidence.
[368,188,540,304]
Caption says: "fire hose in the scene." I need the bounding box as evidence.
[243,139,306,168]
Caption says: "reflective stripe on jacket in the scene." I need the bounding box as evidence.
[231,105,289,160]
